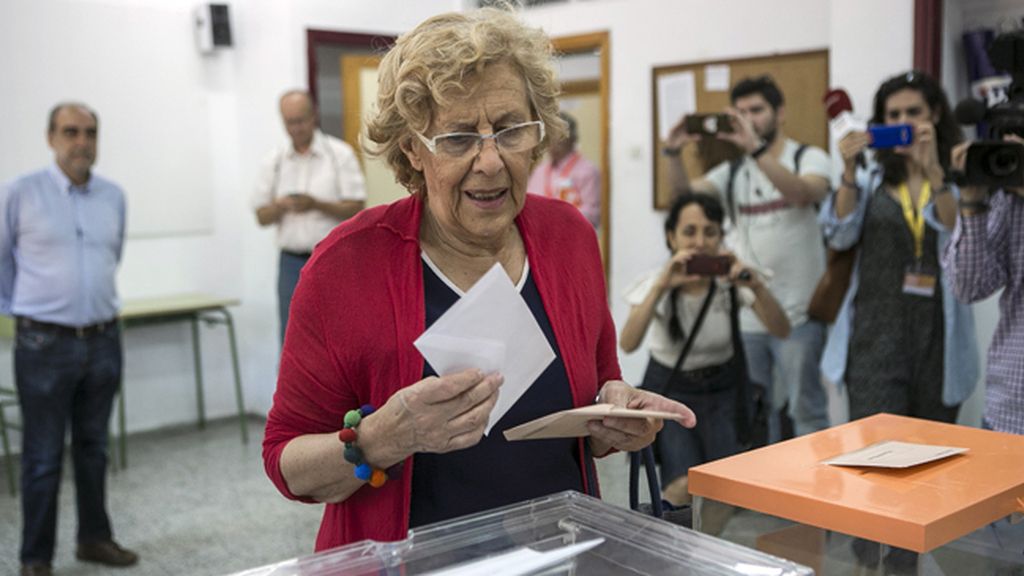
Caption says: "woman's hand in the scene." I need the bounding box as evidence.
[379,369,503,457]
[839,131,870,175]
[910,121,944,183]
[656,249,703,292]
[588,380,697,456]
[724,251,762,290]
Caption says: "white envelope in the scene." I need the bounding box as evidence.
[823,440,967,469]
[414,263,556,434]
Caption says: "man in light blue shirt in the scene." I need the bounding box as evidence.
[0,103,137,576]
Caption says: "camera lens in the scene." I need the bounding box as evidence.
[986,148,1020,178]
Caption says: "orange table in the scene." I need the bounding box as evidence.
[689,413,1024,553]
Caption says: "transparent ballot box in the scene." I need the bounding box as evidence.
[228,490,813,575]
[689,414,1024,575]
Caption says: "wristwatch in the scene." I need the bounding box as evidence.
[661,145,681,157]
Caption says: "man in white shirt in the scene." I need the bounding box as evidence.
[253,90,366,342]
[663,76,832,442]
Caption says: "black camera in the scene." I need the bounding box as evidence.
[954,30,1024,187]
[963,141,1024,188]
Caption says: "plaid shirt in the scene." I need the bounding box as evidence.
[943,190,1024,435]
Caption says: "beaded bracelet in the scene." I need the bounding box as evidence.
[338,404,388,488]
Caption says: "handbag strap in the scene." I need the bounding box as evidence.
[667,279,718,385]
[629,280,716,518]
[629,447,664,517]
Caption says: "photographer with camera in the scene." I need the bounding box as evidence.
[942,27,1024,437]
[822,70,979,427]
[662,75,832,444]
[620,193,790,508]
[942,134,1024,436]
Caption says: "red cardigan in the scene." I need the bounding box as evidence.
[262,194,621,551]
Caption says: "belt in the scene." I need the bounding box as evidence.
[281,250,313,259]
[678,362,725,381]
[16,316,118,338]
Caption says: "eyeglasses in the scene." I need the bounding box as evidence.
[415,121,545,159]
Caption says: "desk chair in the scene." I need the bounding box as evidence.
[0,316,17,496]
[0,387,17,496]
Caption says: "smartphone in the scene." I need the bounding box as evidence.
[868,124,913,148]
[686,254,732,276]
[684,113,734,136]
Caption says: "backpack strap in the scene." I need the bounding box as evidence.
[725,158,744,226]
[793,143,808,175]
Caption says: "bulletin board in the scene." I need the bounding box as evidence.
[652,50,829,210]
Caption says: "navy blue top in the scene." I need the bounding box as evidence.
[409,261,583,528]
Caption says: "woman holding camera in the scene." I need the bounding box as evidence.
[821,70,979,426]
[620,193,789,506]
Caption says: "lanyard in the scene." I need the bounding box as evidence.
[897,181,931,260]
[544,151,581,198]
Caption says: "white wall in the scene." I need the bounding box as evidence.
[0,0,1000,438]
[0,0,453,438]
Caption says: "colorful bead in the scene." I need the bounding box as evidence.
[343,445,363,465]
[344,409,362,428]
[340,404,386,488]
[354,463,372,481]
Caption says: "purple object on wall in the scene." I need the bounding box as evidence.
[962,28,998,82]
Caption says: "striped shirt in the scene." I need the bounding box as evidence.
[943,190,1024,435]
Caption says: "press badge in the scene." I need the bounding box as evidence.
[903,263,937,297]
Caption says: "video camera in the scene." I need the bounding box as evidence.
[954,29,1024,188]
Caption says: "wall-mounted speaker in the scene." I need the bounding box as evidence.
[194,3,232,54]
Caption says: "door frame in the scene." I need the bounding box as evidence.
[551,32,611,277]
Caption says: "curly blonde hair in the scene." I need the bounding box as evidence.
[364,6,565,193]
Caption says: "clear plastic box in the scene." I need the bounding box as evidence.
[228,490,813,575]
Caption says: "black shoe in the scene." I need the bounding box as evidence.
[20,563,52,576]
[76,539,139,567]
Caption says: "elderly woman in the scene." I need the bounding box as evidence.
[262,8,695,550]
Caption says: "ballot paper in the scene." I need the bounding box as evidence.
[414,263,556,434]
[823,440,968,469]
[503,404,687,441]
[423,538,604,576]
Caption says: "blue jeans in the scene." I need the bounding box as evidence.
[278,251,311,343]
[15,321,122,564]
[742,320,828,442]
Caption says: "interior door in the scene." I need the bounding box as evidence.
[340,54,410,208]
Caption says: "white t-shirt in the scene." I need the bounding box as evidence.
[703,139,830,333]
[252,131,367,253]
[624,270,755,371]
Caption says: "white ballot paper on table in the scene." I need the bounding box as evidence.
[414,263,555,435]
[823,440,967,469]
